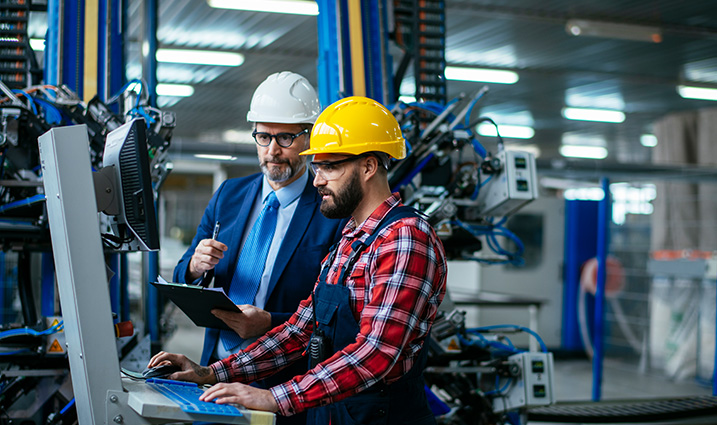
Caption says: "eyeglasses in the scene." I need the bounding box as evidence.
[310,154,368,181]
[252,128,309,148]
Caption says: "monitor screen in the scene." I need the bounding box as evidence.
[101,118,160,251]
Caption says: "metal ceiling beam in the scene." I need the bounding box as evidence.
[445,3,717,38]
[536,157,717,183]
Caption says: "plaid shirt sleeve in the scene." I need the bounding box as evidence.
[210,294,315,383]
[269,214,447,416]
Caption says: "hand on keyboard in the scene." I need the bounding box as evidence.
[199,382,279,413]
[146,379,244,416]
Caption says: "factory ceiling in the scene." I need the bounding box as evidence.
[36,1,717,173]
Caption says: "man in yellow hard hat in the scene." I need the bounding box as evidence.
[152,96,448,425]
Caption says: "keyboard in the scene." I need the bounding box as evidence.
[146,378,245,417]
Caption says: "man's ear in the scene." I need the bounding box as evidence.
[361,155,380,180]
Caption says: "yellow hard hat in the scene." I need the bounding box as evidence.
[300,96,406,159]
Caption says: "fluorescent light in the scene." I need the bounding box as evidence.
[640,134,658,147]
[207,0,319,15]
[477,123,534,139]
[30,38,45,51]
[398,95,417,104]
[562,107,625,123]
[564,187,605,201]
[156,49,244,66]
[444,66,519,84]
[677,85,717,101]
[194,154,236,161]
[156,83,194,97]
[560,145,608,159]
[565,19,662,43]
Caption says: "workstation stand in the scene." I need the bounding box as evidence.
[39,125,275,424]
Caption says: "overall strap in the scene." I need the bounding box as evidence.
[337,206,420,285]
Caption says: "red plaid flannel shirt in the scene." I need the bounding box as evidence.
[211,193,447,416]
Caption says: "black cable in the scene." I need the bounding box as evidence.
[469,116,505,152]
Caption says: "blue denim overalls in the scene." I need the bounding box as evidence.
[305,207,435,425]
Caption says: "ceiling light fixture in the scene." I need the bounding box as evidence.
[156,49,244,66]
[477,123,534,139]
[444,66,519,84]
[562,107,625,123]
[156,83,195,97]
[207,0,319,15]
[560,145,608,159]
[640,134,658,147]
[565,19,662,43]
[30,38,45,51]
[677,85,717,101]
[194,154,236,161]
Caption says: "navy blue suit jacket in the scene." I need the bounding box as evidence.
[173,172,345,367]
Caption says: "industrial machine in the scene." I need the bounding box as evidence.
[376,87,551,424]
[0,80,177,424]
[388,88,538,266]
[425,308,554,425]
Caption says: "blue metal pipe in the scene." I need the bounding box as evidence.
[317,0,341,106]
[109,0,125,99]
[338,0,352,96]
[46,0,60,85]
[96,0,124,102]
[142,0,160,342]
[143,0,158,107]
[120,253,129,322]
[107,254,120,316]
[41,253,55,317]
[146,250,160,341]
[98,0,108,100]
[62,0,84,95]
[592,177,610,401]
[362,0,382,101]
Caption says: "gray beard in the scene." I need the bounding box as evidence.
[261,163,294,182]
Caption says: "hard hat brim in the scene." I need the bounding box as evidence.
[300,140,406,160]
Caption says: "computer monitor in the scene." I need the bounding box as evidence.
[100,118,160,251]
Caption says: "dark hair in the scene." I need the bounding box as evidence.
[363,151,390,174]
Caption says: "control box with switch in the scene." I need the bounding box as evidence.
[493,351,555,412]
[476,150,538,217]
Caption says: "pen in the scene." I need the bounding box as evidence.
[211,220,221,240]
[202,221,221,285]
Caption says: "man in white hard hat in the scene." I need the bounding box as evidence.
[172,71,345,425]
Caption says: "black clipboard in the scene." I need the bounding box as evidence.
[151,277,241,330]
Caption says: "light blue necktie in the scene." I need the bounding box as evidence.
[220,191,280,350]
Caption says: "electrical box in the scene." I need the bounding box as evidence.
[476,150,538,217]
[493,351,555,412]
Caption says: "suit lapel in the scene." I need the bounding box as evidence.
[265,178,318,297]
[219,176,261,291]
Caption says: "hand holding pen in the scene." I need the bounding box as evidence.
[189,220,227,283]
[201,221,222,281]
[211,220,221,242]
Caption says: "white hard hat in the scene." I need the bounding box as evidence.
[247,71,321,124]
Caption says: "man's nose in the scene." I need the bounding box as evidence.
[312,172,327,187]
[267,139,283,155]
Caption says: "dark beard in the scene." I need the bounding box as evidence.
[319,169,363,219]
